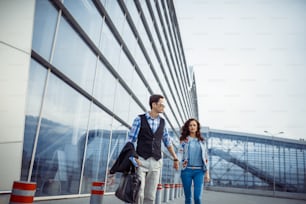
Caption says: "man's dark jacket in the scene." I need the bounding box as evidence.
[110,142,137,174]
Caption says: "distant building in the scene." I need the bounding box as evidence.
[204,128,306,193]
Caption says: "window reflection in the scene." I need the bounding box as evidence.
[161,155,174,185]
[127,99,145,126]
[81,105,113,193]
[93,61,117,110]
[113,82,132,122]
[81,129,110,193]
[64,0,103,46]
[30,73,91,196]
[117,52,134,88]
[22,60,48,181]
[104,1,125,34]
[53,17,96,94]
[99,24,122,70]
[32,0,57,61]
[130,73,150,108]
[105,121,129,192]
[120,13,138,55]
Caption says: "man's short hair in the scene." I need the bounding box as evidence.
[149,94,164,109]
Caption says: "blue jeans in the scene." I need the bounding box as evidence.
[181,168,205,204]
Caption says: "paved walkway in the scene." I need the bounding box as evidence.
[34,190,305,204]
[190,190,305,204]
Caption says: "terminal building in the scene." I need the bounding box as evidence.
[1,0,305,203]
[1,0,198,201]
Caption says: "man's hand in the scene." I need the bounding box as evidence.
[173,159,179,170]
[135,158,142,167]
[167,146,179,170]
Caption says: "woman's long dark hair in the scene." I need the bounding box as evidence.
[179,118,204,141]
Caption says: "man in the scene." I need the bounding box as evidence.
[127,94,179,204]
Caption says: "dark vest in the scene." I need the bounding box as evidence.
[136,114,165,160]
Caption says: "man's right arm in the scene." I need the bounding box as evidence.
[126,116,141,144]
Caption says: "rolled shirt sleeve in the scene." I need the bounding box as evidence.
[127,116,141,144]
[162,124,172,148]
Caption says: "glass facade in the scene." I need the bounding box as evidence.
[22,0,197,197]
[206,130,306,193]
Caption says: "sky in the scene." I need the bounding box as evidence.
[175,0,306,140]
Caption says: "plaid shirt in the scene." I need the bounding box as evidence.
[127,112,172,148]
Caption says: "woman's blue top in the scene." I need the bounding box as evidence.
[187,137,204,167]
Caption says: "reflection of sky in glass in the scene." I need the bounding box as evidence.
[25,60,47,116]
[42,73,90,130]
[52,17,96,94]
[32,0,57,61]
[64,0,103,46]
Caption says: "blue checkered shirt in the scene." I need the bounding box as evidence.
[127,112,172,148]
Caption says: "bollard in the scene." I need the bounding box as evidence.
[177,184,180,198]
[180,184,184,197]
[155,183,162,204]
[90,182,104,204]
[9,181,36,204]
[175,184,180,198]
[163,184,170,203]
[169,184,175,200]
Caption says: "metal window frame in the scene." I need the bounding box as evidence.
[156,0,191,118]
[142,0,188,123]
[117,0,183,132]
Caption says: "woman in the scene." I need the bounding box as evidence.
[177,118,210,204]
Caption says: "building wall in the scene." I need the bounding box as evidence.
[0,0,196,200]
[0,0,35,193]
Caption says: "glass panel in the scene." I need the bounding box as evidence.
[104,1,125,34]
[127,98,145,126]
[140,0,159,48]
[100,0,107,7]
[130,72,149,109]
[121,16,138,54]
[93,60,117,110]
[22,60,48,181]
[133,44,160,94]
[117,52,134,87]
[124,0,139,28]
[161,155,174,184]
[105,120,129,192]
[81,104,113,193]
[32,0,57,61]
[140,0,170,97]
[32,73,91,196]
[64,0,103,46]
[112,83,131,122]
[53,17,96,94]
[99,24,122,71]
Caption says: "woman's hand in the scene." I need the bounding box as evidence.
[182,160,188,168]
[204,172,210,183]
